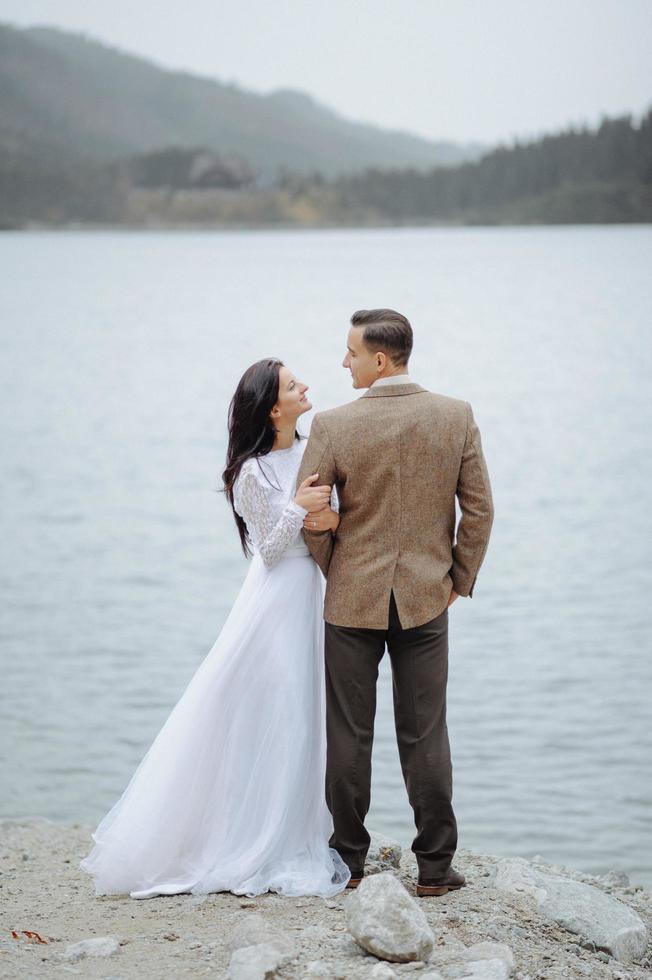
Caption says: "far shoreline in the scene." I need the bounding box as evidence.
[2,221,651,234]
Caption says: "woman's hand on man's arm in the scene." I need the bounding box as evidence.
[303,505,340,533]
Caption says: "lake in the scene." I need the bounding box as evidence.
[1,225,651,887]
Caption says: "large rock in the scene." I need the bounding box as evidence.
[345,870,435,962]
[493,857,647,963]
[227,912,295,956]
[226,942,291,979]
[63,936,120,960]
[366,831,402,874]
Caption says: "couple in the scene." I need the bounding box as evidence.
[80,308,494,901]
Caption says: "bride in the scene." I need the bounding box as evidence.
[79,358,351,899]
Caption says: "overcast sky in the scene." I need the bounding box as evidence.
[2,0,651,144]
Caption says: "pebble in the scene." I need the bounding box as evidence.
[226,941,291,979]
[228,912,296,957]
[63,936,121,960]
[370,963,398,979]
[366,831,403,875]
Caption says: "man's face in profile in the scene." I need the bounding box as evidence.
[342,326,378,389]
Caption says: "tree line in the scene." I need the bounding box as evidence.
[1,110,650,228]
[325,111,652,221]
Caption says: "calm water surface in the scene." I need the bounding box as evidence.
[1,226,651,886]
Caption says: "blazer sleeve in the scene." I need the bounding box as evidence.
[296,413,338,577]
[450,401,494,597]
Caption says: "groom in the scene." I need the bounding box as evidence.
[296,308,494,897]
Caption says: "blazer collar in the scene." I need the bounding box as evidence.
[361,382,428,398]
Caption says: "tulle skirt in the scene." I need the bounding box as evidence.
[79,552,350,899]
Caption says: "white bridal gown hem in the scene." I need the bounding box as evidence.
[79,437,350,899]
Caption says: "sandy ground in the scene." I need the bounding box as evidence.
[1,818,651,979]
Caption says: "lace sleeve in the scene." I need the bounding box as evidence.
[233,464,308,569]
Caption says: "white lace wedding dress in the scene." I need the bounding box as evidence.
[79,435,350,899]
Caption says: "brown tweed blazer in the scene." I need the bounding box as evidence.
[296,382,494,629]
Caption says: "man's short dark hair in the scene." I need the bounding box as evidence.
[350,309,413,367]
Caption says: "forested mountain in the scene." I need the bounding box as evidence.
[327,111,652,224]
[0,22,483,179]
[2,111,650,228]
[0,19,649,228]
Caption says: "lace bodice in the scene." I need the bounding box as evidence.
[232,438,311,568]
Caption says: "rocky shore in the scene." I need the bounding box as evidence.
[2,819,650,979]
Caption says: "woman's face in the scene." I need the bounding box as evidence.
[270,366,311,424]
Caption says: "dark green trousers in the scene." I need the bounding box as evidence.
[324,590,457,882]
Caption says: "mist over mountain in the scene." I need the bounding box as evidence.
[0,20,649,228]
[0,22,485,179]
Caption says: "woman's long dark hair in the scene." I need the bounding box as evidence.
[222,358,301,557]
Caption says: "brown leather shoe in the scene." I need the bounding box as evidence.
[346,877,363,889]
[416,868,466,897]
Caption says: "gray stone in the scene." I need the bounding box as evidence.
[464,942,514,969]
[366,831,403,874]
[428,940,514,980]
[63,936,121,960]
[345,871,435,963]
[226,941,291,979]
[493,857,647,963]
[304,962,334,978]
[227,912,295,956]
[426,937,468,968]
[329,933,368,957]
[599,871,630,888]
[304,961,353,979]
[456,960,511,980]
[370,963,398,979]
[299,924,333,944]
[187,893,208,907]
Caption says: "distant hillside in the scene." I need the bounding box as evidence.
[1,19,649,229]
[327,110,652,224]
[0,22,484,180]
[2,112,650,228]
